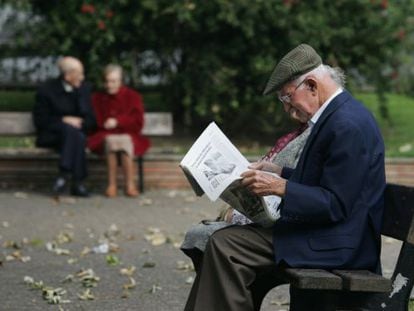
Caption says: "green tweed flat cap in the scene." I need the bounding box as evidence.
[263,43,322,95]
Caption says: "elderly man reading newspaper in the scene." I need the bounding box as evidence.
[183,44,385,311]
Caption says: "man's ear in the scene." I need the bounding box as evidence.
[306,78,318,93]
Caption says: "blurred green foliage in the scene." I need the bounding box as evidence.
[0,89,165,112]
[2,0,414,137]
[0,91,413,158]
[356,92,414,157]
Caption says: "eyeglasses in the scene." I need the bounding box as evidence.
[278,78,307,105]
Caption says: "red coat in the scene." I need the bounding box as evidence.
[87,86,150,156]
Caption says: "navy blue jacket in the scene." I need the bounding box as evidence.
[273,91,385,273]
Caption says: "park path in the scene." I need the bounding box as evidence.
[0,190,401,311]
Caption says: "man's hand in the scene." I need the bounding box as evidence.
[241,170,287,197]
[249,161,282,175]
[104,118,118,130]
[62,116,83,129]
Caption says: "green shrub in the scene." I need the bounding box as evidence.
[0,90,35,111]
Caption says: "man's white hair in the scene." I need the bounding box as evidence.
[57,57,82,75]
[295,64,346,88]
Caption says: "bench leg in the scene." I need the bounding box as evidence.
[137,156,144,193]
[290,288,339,311]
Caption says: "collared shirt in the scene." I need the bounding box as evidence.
[62,81,74,93]
[308,88,343,128]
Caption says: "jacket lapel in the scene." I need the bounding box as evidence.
[294,90,352,180]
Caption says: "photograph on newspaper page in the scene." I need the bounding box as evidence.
[180,122,281,225]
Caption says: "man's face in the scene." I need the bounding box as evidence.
[104,71,122,95]
[65,65,84,88]
[278,79,319,123]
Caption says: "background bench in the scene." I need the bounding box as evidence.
[0,112,173,193]
[271,183,414,310]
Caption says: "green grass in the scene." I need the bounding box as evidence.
[356,92,414,157]
[0,136,35,148]
[410,300,414,311]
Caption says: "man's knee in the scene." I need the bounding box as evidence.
[206,226,238,254]
[61,124,86,143]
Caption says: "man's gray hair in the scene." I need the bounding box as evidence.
[295,64,346,88]
[104,64,123,78]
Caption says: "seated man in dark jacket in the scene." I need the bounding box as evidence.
[184,44,385,311]
[33,56,96,197]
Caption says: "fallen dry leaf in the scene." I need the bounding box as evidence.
[6,250,31,263]
[105,224,120,239]
[76,269,100,288]
[2,240,22,249]
[176,260,195,272]
[61,274,74,283]
[24,276,70,304]
[120,265,136,276]
[77,288,95,301]
[143,261,156,268]
[42,286,69,304]
[149,284,162,294]
[80,246,91,257]
[45,242,70,256]
[122,277,136,290]
[145,227,167,246]
[56,231,74,244]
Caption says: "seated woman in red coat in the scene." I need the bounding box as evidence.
[88,64,150,197]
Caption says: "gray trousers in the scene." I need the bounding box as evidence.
[184,225,285,311]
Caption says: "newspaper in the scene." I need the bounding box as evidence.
[180,122,281,227]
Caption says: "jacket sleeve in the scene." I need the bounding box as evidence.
[280,121,371,225]
[116,90,144,133]
[32,88,62,131]
[78,83,97,133]
[281,167,294,179]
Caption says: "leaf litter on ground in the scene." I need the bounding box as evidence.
[144,227,167,246]
[76,268,100,288]
[120,265,136,276]
[176,260,195,272]
[45,242,70,255]
[106,254,121,266]
[23,276,70,304]
[77,288,95,301]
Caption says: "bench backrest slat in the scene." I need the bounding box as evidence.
[0,112,173,136]
[382,184,414,243]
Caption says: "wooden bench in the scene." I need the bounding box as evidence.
[272,183,414,310]
[0,112,173,193]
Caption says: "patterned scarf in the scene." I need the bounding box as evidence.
[262,123,308,161]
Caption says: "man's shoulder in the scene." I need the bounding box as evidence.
[37,78,61,94]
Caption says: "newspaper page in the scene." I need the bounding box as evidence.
[220,179,281,227]
[180,122,281,226]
